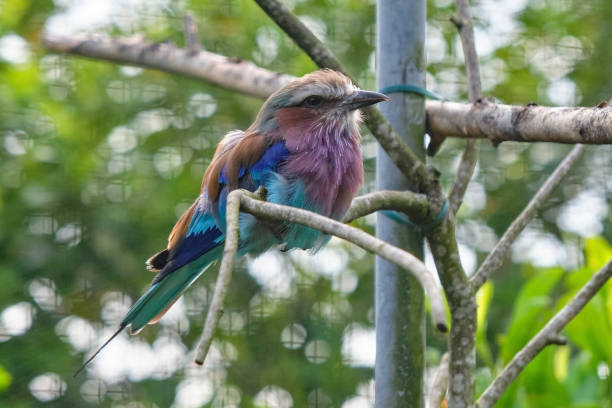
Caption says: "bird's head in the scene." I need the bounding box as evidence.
[251,69,389,135]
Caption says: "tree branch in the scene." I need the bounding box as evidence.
[342,190,430,224]
[253,0,344,73]
[42,34,612,146]
[426,214,477,408]
[451,6,482,101]
[42,33,294,99]
[477,257,612,408]
[238,192,449,333]
[446,0,482,215]
[471,144,586,289]
[253,0,431,190]
[194,189,242,364]
[427,352,450,408]
[427,100,612,145]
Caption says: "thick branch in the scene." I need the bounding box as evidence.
[471,144,586,289]
[42,33,294,99]
[343,190,430,224]
[427,100,612,145]
[239,193,449,333]
[477,257,612,408]
[194,189,241,364]
[43,34,612,146]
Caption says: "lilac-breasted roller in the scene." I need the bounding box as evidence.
[76,69,388,374]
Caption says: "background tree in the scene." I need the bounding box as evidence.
[1,0,611,407]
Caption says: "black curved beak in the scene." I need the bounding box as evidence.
[343,90,390,111]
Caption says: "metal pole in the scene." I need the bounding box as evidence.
[375,0,427,407]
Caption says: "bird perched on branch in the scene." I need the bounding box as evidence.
[76,69,388,374]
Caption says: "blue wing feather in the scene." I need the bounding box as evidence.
[153,200,224,284]
[173,212,224,269]
[219,141,289,186]
[154,141,289,283]
[122,141,290,333]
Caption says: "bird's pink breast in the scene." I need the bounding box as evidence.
[276,107,363,219]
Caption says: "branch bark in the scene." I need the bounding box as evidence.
[427,100,612,145]
[471,144,586,289]
[238,192,449,333]
[477,257,612,408]
[42,34,612,146]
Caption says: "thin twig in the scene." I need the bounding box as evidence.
[254,0,344,72]
[447,0,483,215]
[546,335,568,346]
[452,6,482,101]
[427,352,450,408]
[194,189,242,364]
[253,0,431,191]
[239,192,449,333]
[448,140,478,214]
[477,257,612,408]
[471,144,587,289]
[183,12,202,53]
[343,190,430,224]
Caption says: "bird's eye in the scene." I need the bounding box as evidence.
[302,95,323,107]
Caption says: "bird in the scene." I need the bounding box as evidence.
[75,69,388,375]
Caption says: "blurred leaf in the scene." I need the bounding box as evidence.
[476,281,494,368]
[0,365,11,393]
[553,346,570,382]
[584,237,612,271]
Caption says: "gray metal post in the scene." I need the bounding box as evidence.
[375,0,427,407]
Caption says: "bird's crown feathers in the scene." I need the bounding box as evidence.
[252,69,358,130]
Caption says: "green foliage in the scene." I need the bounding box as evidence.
[1,0,611,407]
[487,237,612,407]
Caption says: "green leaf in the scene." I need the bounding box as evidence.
[500,268,564,362]
[584,237,612,271]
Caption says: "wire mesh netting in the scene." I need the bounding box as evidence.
[2,0,612,407]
